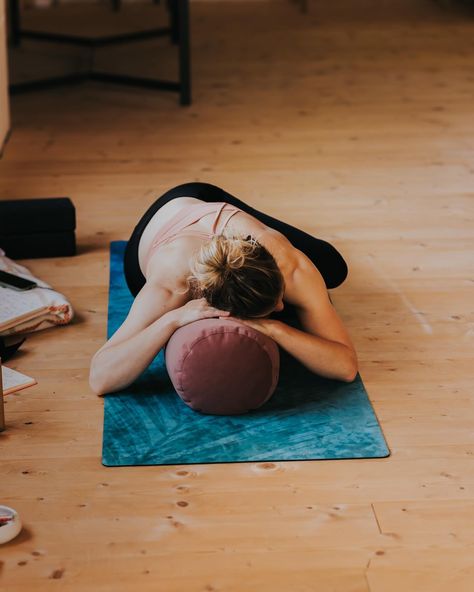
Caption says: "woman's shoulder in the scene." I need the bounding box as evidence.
[255,229,326,304]
[256,228,299,272]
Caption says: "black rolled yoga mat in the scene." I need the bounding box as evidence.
[102,241,390,466]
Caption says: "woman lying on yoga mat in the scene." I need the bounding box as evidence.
[89,182,358,395]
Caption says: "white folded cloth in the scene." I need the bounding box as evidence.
[0,248,74,336]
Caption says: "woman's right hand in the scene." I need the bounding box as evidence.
[172,298,231,328]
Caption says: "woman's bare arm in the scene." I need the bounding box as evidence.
[269,320,357,382]
[89,281,231,395]
[89,282,187,395]
[234,249,358,381]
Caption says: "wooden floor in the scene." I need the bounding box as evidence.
[1,0,474,589]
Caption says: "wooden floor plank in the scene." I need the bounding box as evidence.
[1,0,473,590]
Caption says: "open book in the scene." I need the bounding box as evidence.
[0,288,50,333]
[1,365,37,395]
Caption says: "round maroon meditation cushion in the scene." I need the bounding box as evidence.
[164,318,280,415]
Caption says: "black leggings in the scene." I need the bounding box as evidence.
[124,182,348,298]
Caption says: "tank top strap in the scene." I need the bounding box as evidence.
[215,207,241,235]
[210,202,228,233]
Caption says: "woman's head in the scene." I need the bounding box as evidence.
[187,234,284,318]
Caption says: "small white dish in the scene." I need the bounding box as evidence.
[0,505,22,544]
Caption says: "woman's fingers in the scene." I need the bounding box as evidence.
[206,309,230,318]
[203,302,230,317]
[187,298,230,319]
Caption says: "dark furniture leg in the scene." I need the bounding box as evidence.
[167,0,179,44]
[177,0,190,105]
[8,0,21,47]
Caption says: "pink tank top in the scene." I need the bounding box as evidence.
[145,201,242,268]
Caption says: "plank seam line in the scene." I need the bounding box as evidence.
[365,567,373,592]
[371,503,383,534]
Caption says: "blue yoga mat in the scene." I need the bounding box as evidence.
[102,241,390,466]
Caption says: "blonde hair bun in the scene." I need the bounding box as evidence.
[188,234,283,318]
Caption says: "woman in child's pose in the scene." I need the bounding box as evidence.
[89,182,357,395]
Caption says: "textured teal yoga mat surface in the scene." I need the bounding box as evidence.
[102,241,390,466]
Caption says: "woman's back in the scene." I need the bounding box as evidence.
[138,197,202,277]
[138,197,275,282]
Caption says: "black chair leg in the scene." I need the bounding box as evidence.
[177,0,190,105]
[167,0,179,45]
[8,0,21,47]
